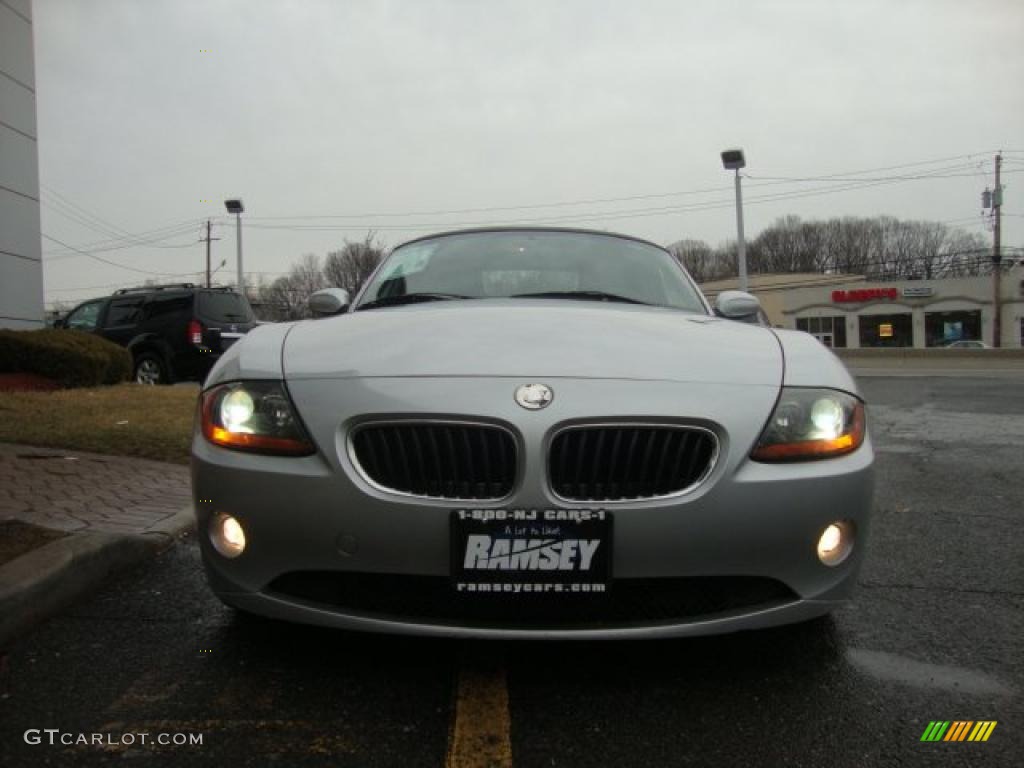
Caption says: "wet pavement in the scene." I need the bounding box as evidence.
[0,376,1021,767]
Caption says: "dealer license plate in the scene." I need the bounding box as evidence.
[451,509,612,594]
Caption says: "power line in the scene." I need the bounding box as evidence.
[39,151,1012,239]
[743,170,1008,183]
[41,186,134,242]
[38,152,1010,248]
[238,170,989,233]
[42,220,210,259]
[41,184,214,250]
[38,149,1020,296]
[41,233,197,276]
[45,273,207,295]
[233,154,990,224]
[239,161,987,233]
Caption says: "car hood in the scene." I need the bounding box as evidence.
[282,300,783,386]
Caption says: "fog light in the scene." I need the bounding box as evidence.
[210,513,246,558]
[817,521,854,566]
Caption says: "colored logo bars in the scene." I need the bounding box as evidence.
[920,721,997,742]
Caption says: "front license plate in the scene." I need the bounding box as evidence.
[451,509,612,595]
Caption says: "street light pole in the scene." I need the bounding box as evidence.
[721,149,748,292]
[224,198,245,294]
[235,212,243,293]
[733,169,748,293]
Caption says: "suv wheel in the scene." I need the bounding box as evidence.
[134,353,169,385]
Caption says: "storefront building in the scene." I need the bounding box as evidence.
[701,268,1024,348]
[783,270,1023,348]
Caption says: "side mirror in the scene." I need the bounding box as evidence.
[308,288,350,316]
[714,290,761,320]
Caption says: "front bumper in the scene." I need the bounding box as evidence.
[191,376,874,638]
[213,590,849,639]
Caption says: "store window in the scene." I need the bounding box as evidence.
[924,310,981,347]
[859,313,913,347]
[796,316,847,348]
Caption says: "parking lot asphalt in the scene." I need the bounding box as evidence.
[0,375,1020,767]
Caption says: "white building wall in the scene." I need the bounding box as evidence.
[0,0,44,329]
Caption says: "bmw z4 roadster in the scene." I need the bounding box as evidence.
[191,227,874,638]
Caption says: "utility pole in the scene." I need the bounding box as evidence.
[993,153,1002,348]
[199,220,221,288]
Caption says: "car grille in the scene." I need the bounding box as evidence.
[350,422,517,500]
[549,425,717,501]
[266,572,797,629]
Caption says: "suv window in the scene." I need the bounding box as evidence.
[142,294,192,321]
[65,300,104,331]
[103,297,144,328]
[196,291,254,323]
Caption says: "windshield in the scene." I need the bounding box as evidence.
[356,231,708,313]
[196,291,255,323]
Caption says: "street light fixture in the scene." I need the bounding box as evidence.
[720,149,748,292]
[224,198,245,294]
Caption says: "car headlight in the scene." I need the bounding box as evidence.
[751,387,865,462]
[200,381,315,456]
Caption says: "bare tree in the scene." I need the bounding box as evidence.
[251,254,326,321]
[941,231,989,277]
[668,239,714,281]
[710,241,740,279]
[826,217,881,275]
[292,253,327,297]
[323,232,385,297]
[711,215,989,280]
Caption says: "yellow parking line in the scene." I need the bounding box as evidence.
[105,670,181,715]
[446,654,513,768]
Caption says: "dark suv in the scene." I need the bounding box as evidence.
[56,284,258,384]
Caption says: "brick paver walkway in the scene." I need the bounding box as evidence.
[0,444,191,535]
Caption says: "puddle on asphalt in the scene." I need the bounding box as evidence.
[846,648,1014,696]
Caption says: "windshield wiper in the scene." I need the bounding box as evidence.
[357,292,471,311]
[510,290,650,305]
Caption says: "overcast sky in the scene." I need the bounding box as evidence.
[33,0,1024,304]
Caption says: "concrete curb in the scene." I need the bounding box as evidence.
[0,504,195,648]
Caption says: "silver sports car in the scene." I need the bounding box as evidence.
[191,227,873,639]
